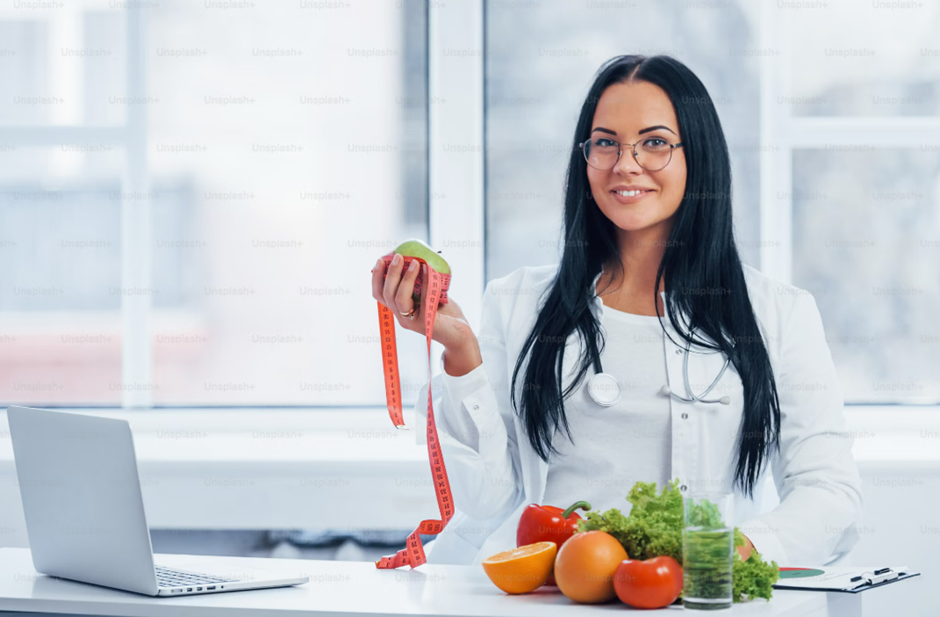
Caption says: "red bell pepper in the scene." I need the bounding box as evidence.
[517,500,591,587]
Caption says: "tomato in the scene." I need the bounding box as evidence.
[613,556,683,609]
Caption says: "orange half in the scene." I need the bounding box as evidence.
[482,541,557,594]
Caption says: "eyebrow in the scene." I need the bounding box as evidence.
[591,125,677,136]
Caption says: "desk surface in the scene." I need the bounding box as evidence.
[0,548,860,617]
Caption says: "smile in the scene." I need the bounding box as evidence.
[610,189,654,204]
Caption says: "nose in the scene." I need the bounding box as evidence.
[611,145,644,175]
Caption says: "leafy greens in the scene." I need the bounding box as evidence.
[577,478,780,603]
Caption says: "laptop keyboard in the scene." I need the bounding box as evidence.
[155,565,237,589]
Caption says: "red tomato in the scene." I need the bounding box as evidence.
[613,556,683,609]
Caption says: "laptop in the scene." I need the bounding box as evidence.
[6,406,309,596]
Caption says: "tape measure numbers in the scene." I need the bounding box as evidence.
[374,253,454,569]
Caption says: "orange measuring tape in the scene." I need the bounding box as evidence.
[374,252,454,569]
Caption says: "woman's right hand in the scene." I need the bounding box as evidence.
[371,253,481,366]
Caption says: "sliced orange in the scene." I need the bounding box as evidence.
[482,541,557,594]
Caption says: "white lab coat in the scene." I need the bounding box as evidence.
[411,263,863,567]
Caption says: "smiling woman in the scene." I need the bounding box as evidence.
[412,54,862,570]
[512,55,779,501]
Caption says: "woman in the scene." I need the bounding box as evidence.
[371,54,863,567]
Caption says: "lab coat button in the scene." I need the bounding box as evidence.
[681,412,688,419]
[680,484,687,491]
[473,405,479,410]
[675,348,682,355]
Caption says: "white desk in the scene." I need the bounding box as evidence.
[0,548,861,617]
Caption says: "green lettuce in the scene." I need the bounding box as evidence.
[577,478,779,603]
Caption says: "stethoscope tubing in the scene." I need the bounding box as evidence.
[587,328,732,407]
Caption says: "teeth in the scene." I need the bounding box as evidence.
[616,189,646,197]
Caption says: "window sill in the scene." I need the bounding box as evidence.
[0,405,937,545]
[0,407,435,545]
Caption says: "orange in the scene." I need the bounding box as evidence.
[482,541,558,594]
[554,531,628,604]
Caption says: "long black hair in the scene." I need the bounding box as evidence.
[509,54,780,500]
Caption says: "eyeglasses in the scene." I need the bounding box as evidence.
[579,135,683,172]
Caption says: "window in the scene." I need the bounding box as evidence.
[0,1,430,407]
[776,0,940,403]
[792,148,940,402]
[4,1,936,407]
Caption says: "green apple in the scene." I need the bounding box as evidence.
[394,238,451,275]
[393,238,450,305]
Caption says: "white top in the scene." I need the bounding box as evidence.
[541,305,672,515]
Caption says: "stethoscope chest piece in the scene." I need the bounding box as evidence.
[587,372,622,407]
[584,325,734,409]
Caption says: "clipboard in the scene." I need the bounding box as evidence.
[772,566,921,594]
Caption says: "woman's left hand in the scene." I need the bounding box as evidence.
[736,534,756,561]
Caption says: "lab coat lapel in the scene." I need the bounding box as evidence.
[660,298,735,496]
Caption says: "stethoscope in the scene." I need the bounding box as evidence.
[587,327,733,407]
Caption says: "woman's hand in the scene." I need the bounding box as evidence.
[371,252,478,354]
